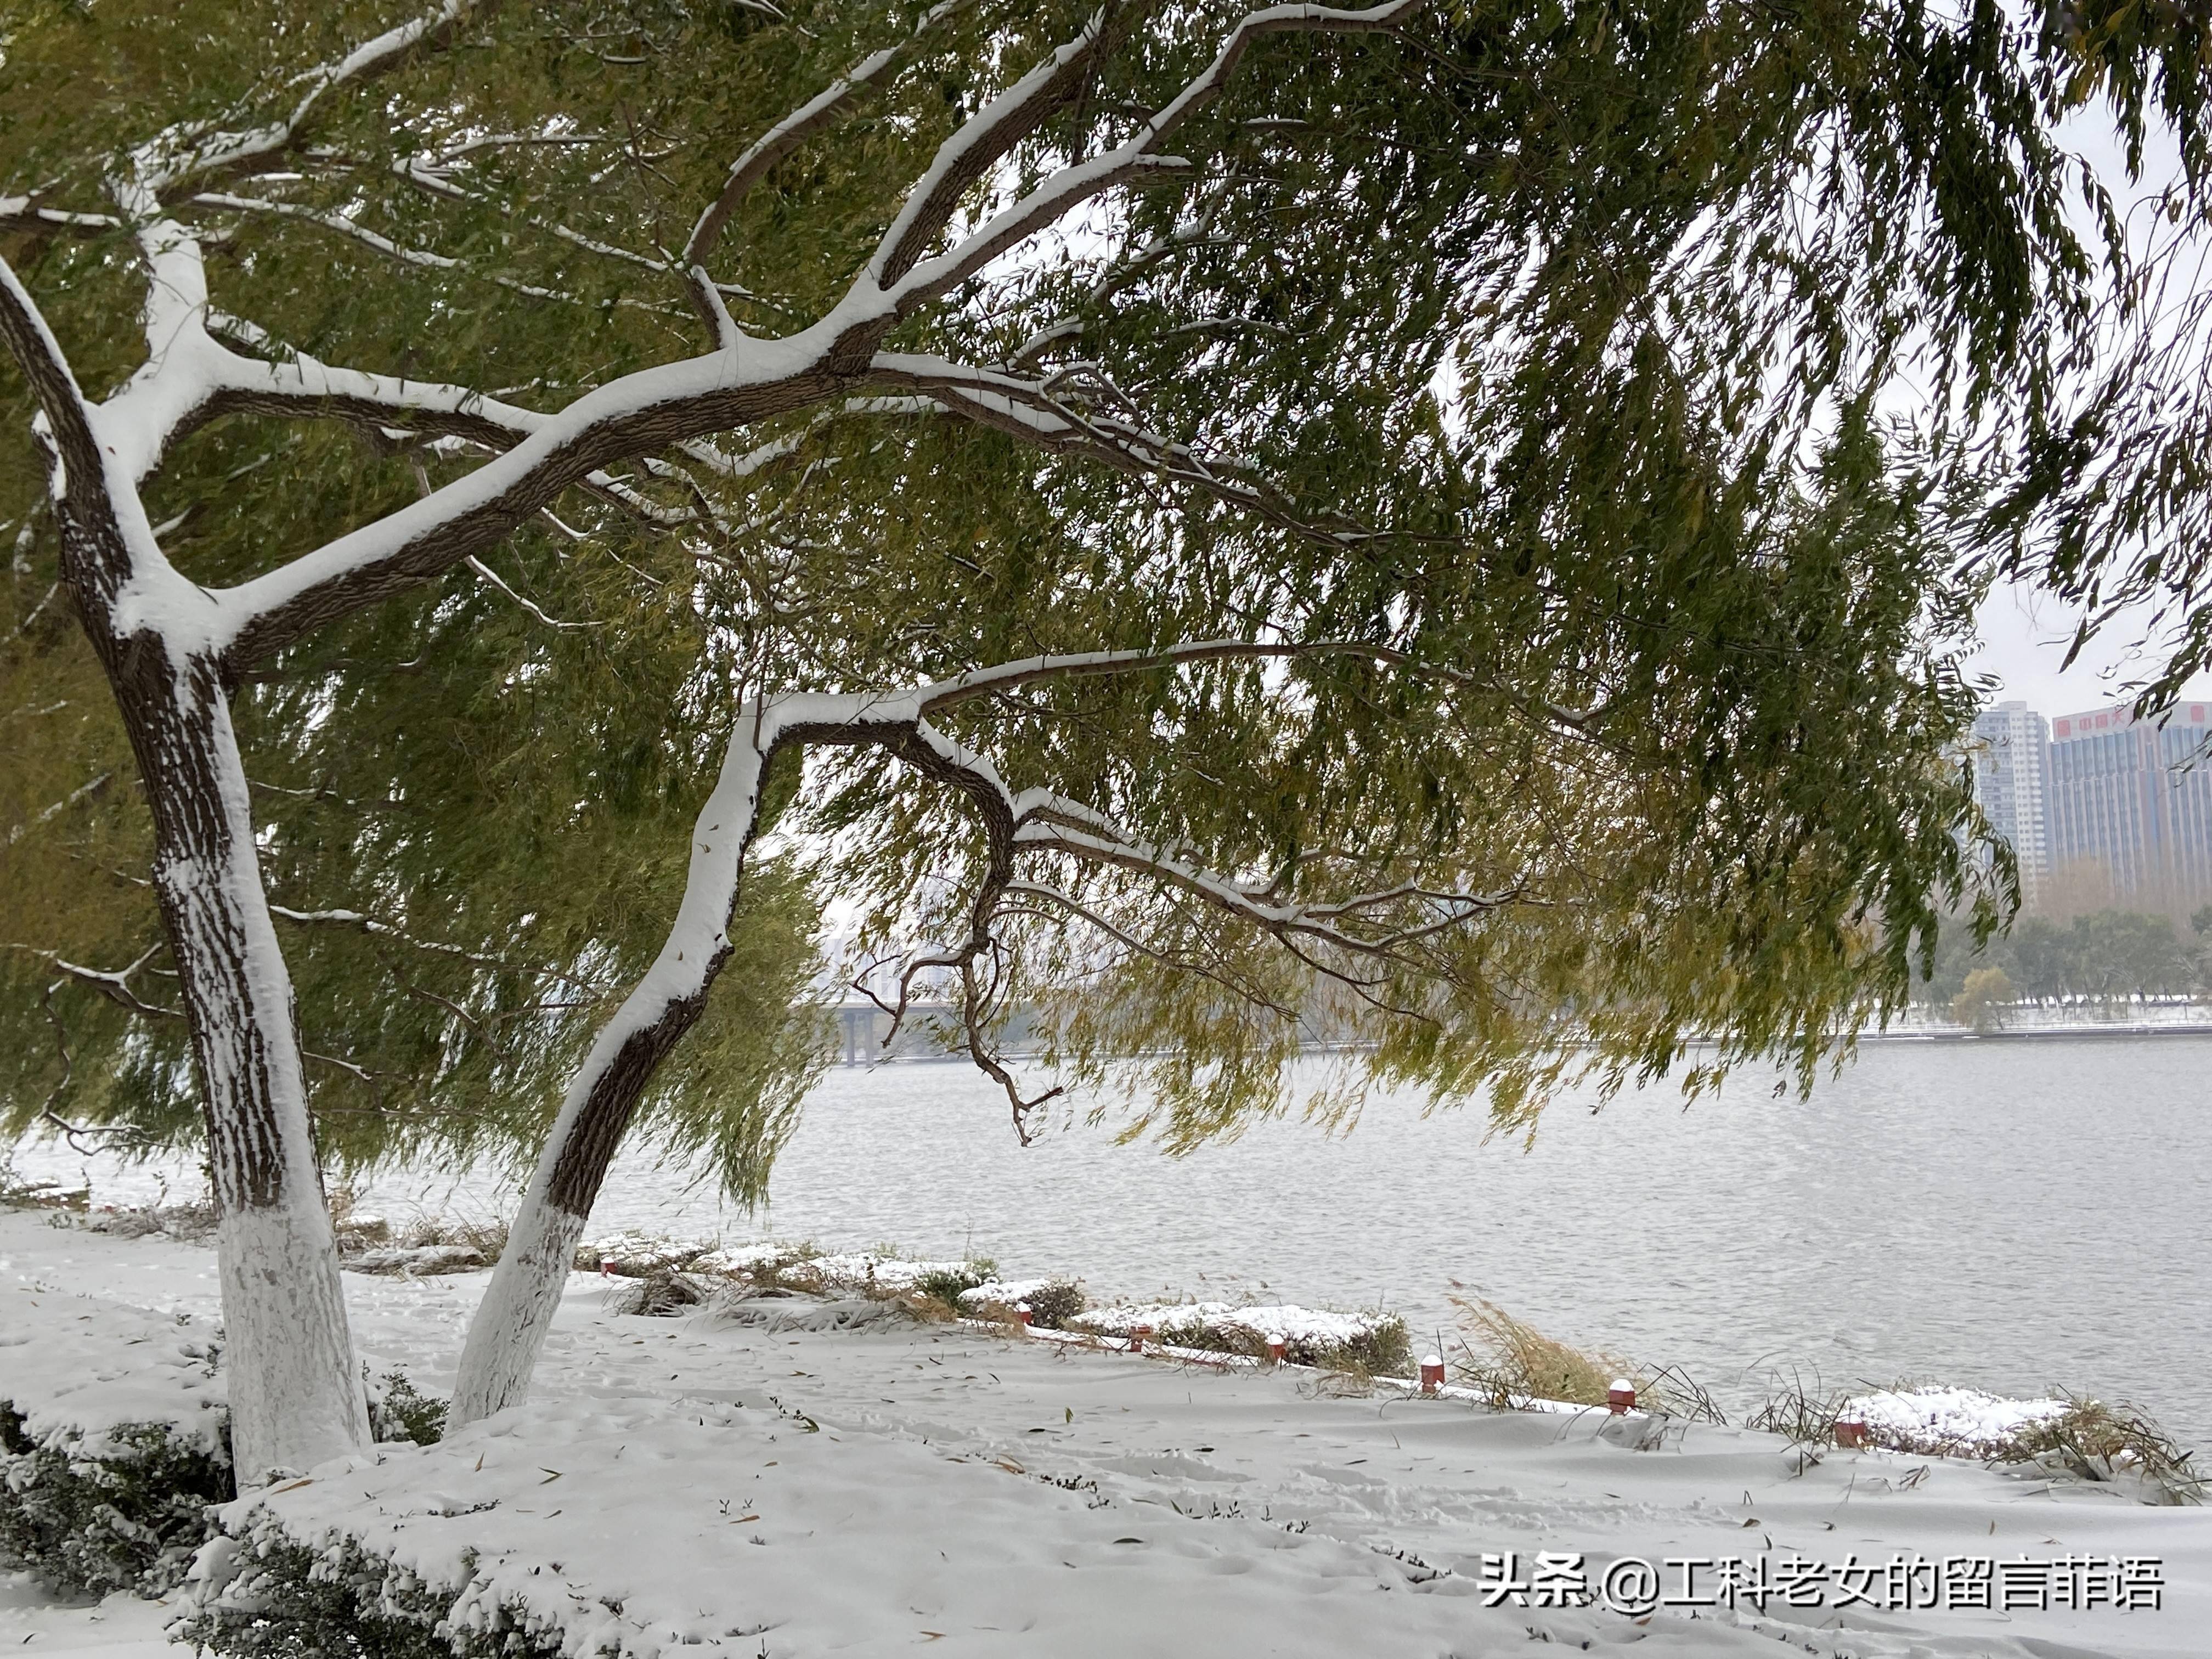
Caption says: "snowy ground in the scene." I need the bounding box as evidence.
[4,1211,2209,1658]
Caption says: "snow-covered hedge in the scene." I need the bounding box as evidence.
[1069,1300,1410,1373]
[1844,1385,2069,1457]
[0,1291,232,1596]
[958,1277,1087,1329]
[585,1235,1017,1312]
[0,1290,456,1598]
[182,1523,569,1659]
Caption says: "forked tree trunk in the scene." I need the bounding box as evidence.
[114,645,371,1480]
[449,724,775,1424]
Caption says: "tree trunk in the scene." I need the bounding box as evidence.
[104,632,370,1481]
[449,719,774,1425]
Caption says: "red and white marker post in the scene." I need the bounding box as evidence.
[1607,1378,1636,1415]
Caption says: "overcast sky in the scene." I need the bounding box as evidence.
[1968,580,2212,717]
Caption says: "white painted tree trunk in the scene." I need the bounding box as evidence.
[1,246,375,1485]
[450,715,775,1424]
[134,657,371,1481]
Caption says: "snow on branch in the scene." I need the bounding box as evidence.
[4,943,179,1023]
[19,1,1425,673]
[1011,819,1519,958]
[188,193,581,306]
[144,1,479,195]
[701,635,1510,1133]
[0,255,109,496]
[860,353,1349,540]
[679,0,970,334]
[917,638,1405,710]
[873,0,1424,318]
[1,771,114,851]
[862,6,1128,295]
[0,195,121,235]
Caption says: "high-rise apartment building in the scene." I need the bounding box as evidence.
[1968,700,2051,902]
[2046,699,2212,893]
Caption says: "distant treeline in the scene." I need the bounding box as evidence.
[1917,907,2212,1008]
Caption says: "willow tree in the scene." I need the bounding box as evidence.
[2,0,2195,1475]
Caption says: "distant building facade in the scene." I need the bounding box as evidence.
[1968,701,2051,903]
[2046,699,2212,893]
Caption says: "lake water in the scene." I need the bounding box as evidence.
[14,1034,2211,1451]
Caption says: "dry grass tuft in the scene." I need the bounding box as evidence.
[1745,1367,1857,1446]
[1448,1297,1634,1408]
[1995,1393,2204,1504]
[1447,1298,1723,1421]
[608,1268,712,1317]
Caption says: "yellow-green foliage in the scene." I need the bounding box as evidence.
[13,0,2182,1178]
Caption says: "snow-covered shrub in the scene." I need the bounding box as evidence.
[1844,1385,2070,1458]
[800,1251,983,1299]
[180,1398,787,1659]
[329,1189,393,1255]
[1020,1280,1086,1330]
[1072,1301,1410,1374]
[0,1158,85,1210]
[1989,1393,2204,1503]
[1844,1386,2203,1502]
[0,1296,233,1596]
[367,1374,448,1448]
[0,1300,460,1599]
[686,1240,824,1289]
[84,1198,220,1242]
[608,1268,713,1317]
[335,1215,509,1275]
[576,1231,713,1277]
[178,1527,565,1659]
[347,1243,489,1276]
[958,1278,1086,1329]
[0,1413,233,1598]
[909,1261,994,1311]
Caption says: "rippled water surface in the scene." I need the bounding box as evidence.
[16,1035,2212,1448]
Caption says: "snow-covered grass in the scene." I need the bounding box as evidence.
[9,1209,2212,1657]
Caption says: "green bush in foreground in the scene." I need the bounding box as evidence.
[367,1374,448,1448]
[0,1408,233,1598]
[0,1368,453,1600]
[178,1531,566,1659]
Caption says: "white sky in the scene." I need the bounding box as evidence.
[1967,580,2212,719]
